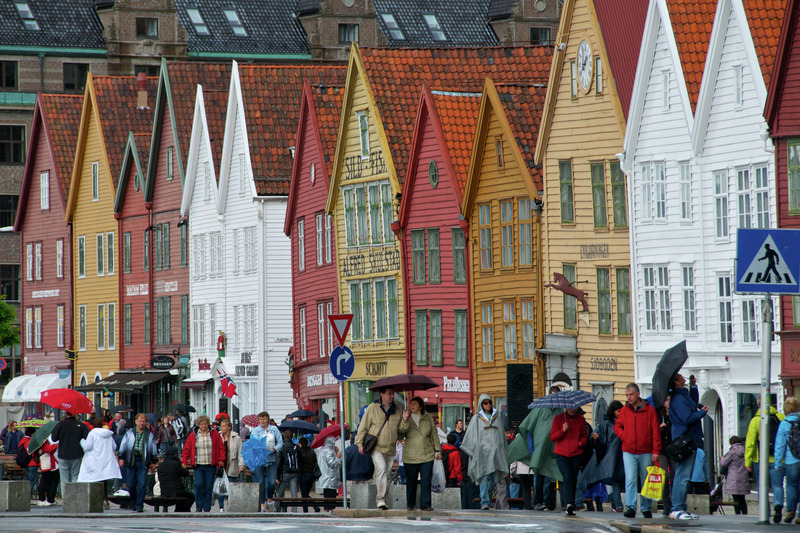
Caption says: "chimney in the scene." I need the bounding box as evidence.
[136,72,148,109]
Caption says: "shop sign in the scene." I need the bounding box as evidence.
[126,284,149,296]
[589,357,618,372]
[443,376,470,393]
[341,248,401,277]
[235,365,259,377]
[31,289,59,298]
[579,244,609,259]
[307,373,338,387]
[365,361,388,377]
[151,356,175,370]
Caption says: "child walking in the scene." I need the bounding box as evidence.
[719,436,749,515]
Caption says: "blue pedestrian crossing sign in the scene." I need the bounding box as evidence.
[329,345,355,381]
[736,228,800,294]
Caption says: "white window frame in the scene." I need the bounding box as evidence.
[325,214,332,263]
[239,153,247,196]
[661,70,670,111]
[298,219,305,271]
[299,307,307,361]
[356,111,369,159]
[737,167,752,229]
[317,303,325,358]
[106,231,114,275]
[203,161,211,201]
[714,171,729,239]
[78,236,85,278]
[734,64,744,109]
[57,305,64,347]
[327,301,334,353]
[192,305,205,347]
[210,231,223,276]
[166,146,173,181]
[232,229,240,273]
[35,242,41,280]
[481,303,494,362]
[56,238,63,278]
[718,274,733,343]
[682,265,696,332]
[97,303,105,350]
[209,303,216,347]
[315,214,323,266]
[503,301,517,360]
[79,305,86,350]
[26,243,32,281]
[96,233,104,276]
[679,162,691,222]
[91,161,99,201]
[643,265,671,331]
[107,302,115,350]
[40,171,49,209]
[754,165,770,229]
[742,298,758,344]
[641,162,666,221]
[34,307,41,348]
[25,308,32,349]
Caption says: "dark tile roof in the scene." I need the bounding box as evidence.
[373,0,497,47]
[40,94,83,204]
[487,0,516,19]
[295,0,319,15]
[429,91,481,196]
[237,65,345,196]
[359,45,552,184]
[173,0,309,57]
[312,84,344,178]
[666,0,716,113]
[0,0,104,49]
[495,83,546,190]
[134,132,151,174]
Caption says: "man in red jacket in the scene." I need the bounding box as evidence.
[614,383,662,519]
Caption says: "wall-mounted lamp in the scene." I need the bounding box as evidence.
[177,218,188,227]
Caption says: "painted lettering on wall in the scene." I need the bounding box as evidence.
[344,150,386,181]
[590,357,618,372]
[235,365,259,377]
[31,289,59,298]
[365,361,388,377]
[163,281,178,292]
[342,248,401,277]
[126,284,149,296]
[307,373,338,387]
[443,376,470,393]
[791,346,800,363]
[580,244,609,259]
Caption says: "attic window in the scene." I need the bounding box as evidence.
[14,2,39,30]
[380,14,405,40]
[223,9,247,37]
[186,8,210,36]
[423,15,446,41]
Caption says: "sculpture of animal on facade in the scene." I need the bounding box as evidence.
[544,272,589,312]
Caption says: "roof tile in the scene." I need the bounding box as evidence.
[742,0,785,86]
[429,91,481,195]
[0,0,104,49]
[40,94,83,203]
[667,0,717,113]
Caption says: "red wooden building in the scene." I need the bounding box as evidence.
[397,85,479,429]
[285,80,344,419]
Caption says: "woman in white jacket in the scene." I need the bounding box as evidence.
[78,418,122,507]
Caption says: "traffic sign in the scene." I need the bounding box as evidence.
[328,314,353,347]
[0,358,6,371]
[329,345,355,381]
[736,229,800,294]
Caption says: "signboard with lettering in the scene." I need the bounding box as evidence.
[341,248,401,277]
[151,356,176,370]
[589,357,618,372]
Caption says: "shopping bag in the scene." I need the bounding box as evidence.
[640,465,665,500]
[213,474,230,498]
[431,458,446,494]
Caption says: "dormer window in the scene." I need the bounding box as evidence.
[186,8,210,36]
[423,15,446,41]
[381,14,405,40]
[14,2,39,31]
[224,9,247,37]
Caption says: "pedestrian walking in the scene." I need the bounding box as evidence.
[216,418,242,512]
[719,436,749,515]
[118,413,159,512]
[550,406,587,516]
[317,436,342,511]
[399,396,442,511]
[181,414,226,513]
[745,395,784,522]
[36,440,59,506]
[461,394,509,510]
[667,373,707,520]
[275,429,301,511]
[249,411,283,511]
[78,417,122,509]
[297,437,318,513]
[156,416,178,456]
[587,400,624,512]
[3,420,21,453]
[50,411,90,497]
[775,397,800,523]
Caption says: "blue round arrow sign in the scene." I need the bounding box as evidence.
[329,345,355,381]
[0,358,6,371]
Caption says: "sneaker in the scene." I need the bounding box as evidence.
[669,510,694,520]
[113,489,130,497]
[533,504,545,511]
[481,504,490,510]
[642,511,652,518]
[775,505,784,524]
[219,508,225,513]
[377,501,388,510]
[566,504,575,516]
[623,508,635,518]
[103,501,110,510]
[786,511,797,524]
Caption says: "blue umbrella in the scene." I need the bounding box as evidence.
[241,438,273,470]
[279,420,320,433]
[528,390,596,410]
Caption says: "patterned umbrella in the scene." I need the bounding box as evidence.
[241,414,260,428]
[18,419,47,429]
[527,390,596,410]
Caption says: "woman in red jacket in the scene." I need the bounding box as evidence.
[550,408,587,516]
[181,415,226,512]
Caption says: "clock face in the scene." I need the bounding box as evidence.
[577,40,592,91]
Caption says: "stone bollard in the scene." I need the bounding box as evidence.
[386,484,406,509]
[686,494,710,515]
[0,481,30,512]
[349,482,377,509]
[226,482,259,513]
[63,482,104,513]
[431,487,460,509]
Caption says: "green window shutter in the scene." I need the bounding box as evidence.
[415,310,427,365]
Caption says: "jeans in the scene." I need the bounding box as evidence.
[754,461,785,509]
[670,450,695,513]
[371,449,395,503]
[251,462,278,504]
[518,474,533,509]
[461,477,480,509]
[216,475,236,510]
[783,462,800,514]
[275,472,299,511]
[299,472,317,512]
[622,452,653,512]
[609,481,623,510]
[533,474,553,508]
[26,466,38,498]
[126,457,147,511]
[555,454,583,507]
[193,464,216,512]
[58,457,82,498]
[404,461,433,509]
[479,472,495,508]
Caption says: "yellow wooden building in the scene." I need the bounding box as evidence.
[533,0,647,422]
[65,73,155,397]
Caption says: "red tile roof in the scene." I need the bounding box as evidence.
[237,65,346,196]
[495,83,547,190]
[666,0,717,113]
[312,84,344,178]
[743,0,785,86]
[595,0,648,119]
[429,90,481,196]
[133,132,151,174]
[40,94,83,204]
[92,76,157,187]
[202,88,229,180]
[359,46,553,184]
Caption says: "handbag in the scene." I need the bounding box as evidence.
[640,465,665,500]
[362,409,391,455]
[664,433,697,462]
[313,463,322,480]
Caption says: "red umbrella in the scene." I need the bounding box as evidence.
[40,388,94,415]
[311,424,341,449]
[368,374,437,392]
[241,414,260,428]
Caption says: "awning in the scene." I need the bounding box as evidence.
[19,372,72,402]
[76,371,171,392]
[1,375,36,403]
[180,371,212,389]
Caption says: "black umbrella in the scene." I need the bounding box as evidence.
[146,413,159,425]
[112,404,132,414]
[175,403,196,413]
[287,409,315,418]
[278,420,320,433]
[651,340,688,409]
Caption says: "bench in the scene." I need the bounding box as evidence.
[108,495,191,512]
[273,497,343,512]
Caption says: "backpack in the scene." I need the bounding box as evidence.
[283,445,300,473]
[172,417,185,439]
[788,420,800,459]
[15,441,31,468]
[768,413,781,450]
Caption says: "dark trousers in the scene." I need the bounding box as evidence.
[518,474,533,510]
[534,474,555,509]
[732,494,748,515]
[461,477,480,509]
[126,457,147,511]
[299,473,317,512]
[323,488,337,510]
[26,466,38,498]
[404,461,434,510]
[38,469,59,503]
[175,490,195,512]
[193,464,216,512]
[555,454,583,507]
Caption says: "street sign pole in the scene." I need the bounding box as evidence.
[328,314,354,511]
[758,293,773,524]
[339,379,347,510]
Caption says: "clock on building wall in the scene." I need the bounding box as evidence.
[577,39,593,92]
[534,0,547,11]
[342,0,355,6]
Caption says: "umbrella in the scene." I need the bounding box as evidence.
[311,424,341,449]
[527,389,596,410]
[112,404,132,414]
[241,438,273,470]
[28,420,57,453]
[287,409,315,418]
[278,420,320,434]
[18,419,47,429]
[146,413,158,425]
[368,374,437,392]
[241,414,260,428]
[175,403,196,413]
[40,388,94,415]
[652,341,689,409]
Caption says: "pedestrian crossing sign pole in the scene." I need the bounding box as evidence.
[736,228,800,523]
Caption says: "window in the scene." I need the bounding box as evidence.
[597,268,611,334]
[325,214,332,263]
[0,125,25,164]
[789,141,800,212]
[682,265,696,332]
[244,227,257,271]
[754,165,770,228]
[106,231,114,275]
[570,61,577,98]
[209,304,216,352]
[0,61,18,90]
[742,299,758,343]
[734,65,743,108]
[455,309,468,366]
[14,2,39,30]
[299,307,307,361]
[63,64,89,92]
[123,232,131,273]
[0,264,19,301]
[136,17,158,39]
[530,27,551,45]
[108,302,115,350]
[349,283,361,341]
[97,304,105,349]
[501,200,513,267]
[223,9,247,36]
[203,162,211,201]
[57,305,64,347]
[96,233,104,275]
[661,70,670,111]
[503,301,517,360]
[423,14,446,40]
[563,264,576,329]
[327,301,334,353]
[161,224,169,269]
[124,304,132,345]
[591,163,607,227]
[34,307,41,348]
[40,171,49,209]
[738,168,752,229]
[413,231,427,284]
[181,295,188,345]
[316,214,323,266]
[26,243,31,281]
[479,204,492,269]
[25,308,31,348]
[714,171,729,238]
[156,297,170,345]
[232,229,239,272]
[519,199,532,266]
[428,229,440,284]
[428,160,439,188]
[644,265,671,331]
[387,279,398,338]
[317,303,326,357]
[452,228,466,284]
[186,7,210,36]
[239,154,247,196]
[361,281,372,340]
[35,242,41,280]
[143,230,149,271]
[430,310,442,365]
[209,231,222,276]
[56,238,63,278]
[381,13,405,40]
[338,23,358,44]
[0,195,16,226]
[415,310,427,365]
[355,185,367,245]
[297,219,305,271]
[91,161,99,200]
[641,162,666,221]
[738,166,770,229]
[357,112,369,158]
[343,188,355,246]
[180,223,187,267]
[679,162,691,221]
[144,302,150,343]
[718,274,733,343]
[369,185,381,243]
[559,160,573,223]
[79,305,86,350]
[165,146,173,181]
[521,300,534,359]
[595,57,603,94]
[496,138,504,168]
[192,305,205,347]
[134,64,159,77]
[78,236,85,277]
[481,303,494,362]
[381,184,393,241]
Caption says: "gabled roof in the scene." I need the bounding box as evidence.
[373,0,497,47]
[113,132,149,213]
[13,93,82,231]
[359,45,552,185]
[313,85,344,179]
[742,0,785,86]
[204,89,229,178]
[180,84,223,218]
[0,0,104,50]
[765,0,800,130]
[174,0,309,58]
[487,0,516,19]
[667,0,717,112]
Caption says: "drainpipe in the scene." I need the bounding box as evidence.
[38,53,45,93]
[391,220,411,376]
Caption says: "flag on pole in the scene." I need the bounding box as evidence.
[212,360,238,399]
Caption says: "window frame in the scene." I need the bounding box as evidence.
[479,203,493,270]
[428,228,440,284]
[0,61,18,90]
[135,17,158,39]
[562,264,577,330]
[559,160,574,223]
[411,230,425,285]
[415,309,428,366]
[591,162,608,228]
[503,301,517,360]
[429,309,443,366]
[40,171,49,209]
[500,200,514,267]
[597,268,611,334]
[0,125,25,164]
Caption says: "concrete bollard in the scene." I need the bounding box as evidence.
[63,482,104,513]
[0,481,30,512]
[686,494,710,515]
[349,482,377,509]
[226,482,259,513]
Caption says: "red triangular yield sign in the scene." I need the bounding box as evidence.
[328,314,353,347]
